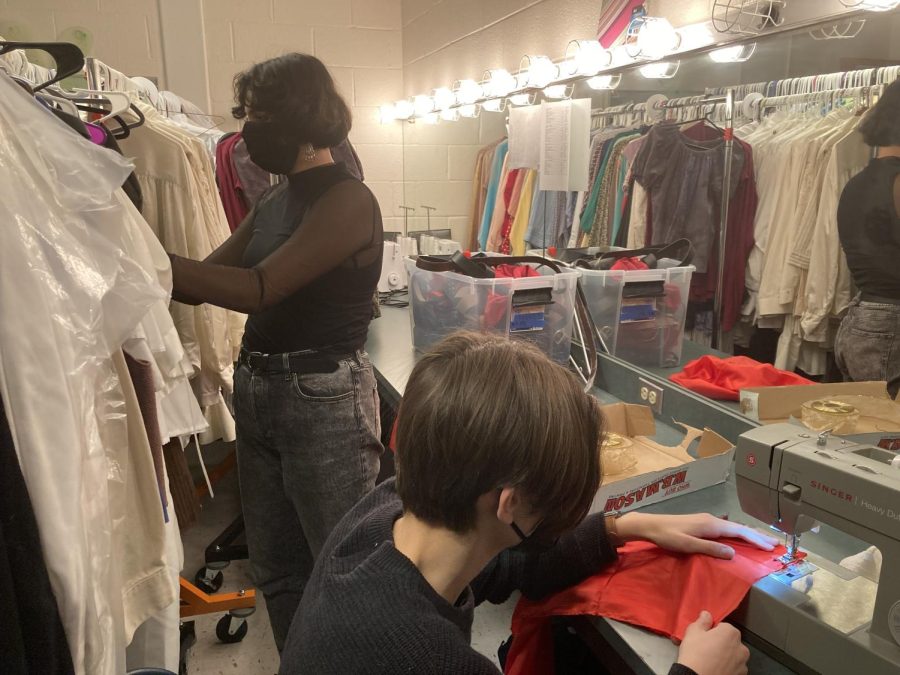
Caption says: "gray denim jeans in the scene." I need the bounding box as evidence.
[233,350,382,651]
[835,296,900,398]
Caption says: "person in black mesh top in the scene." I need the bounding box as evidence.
[168,53,384,651]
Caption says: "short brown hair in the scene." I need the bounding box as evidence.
[395,332,603,537]
[232,53,352,148]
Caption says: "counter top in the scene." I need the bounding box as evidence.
[365,305,867,675]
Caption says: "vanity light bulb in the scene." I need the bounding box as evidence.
[485,69,517,98]
[393,99,414,120]
[458,104,480,118]
[508,93,534,107]
[440,108,460,122]
[636,17,681,59]
[709,43,757,63]
[420,112,440,125]
[639,61,680,79]
[454,79,483,106]
[433,87,456,110]
[563,40,611,76]
[524,55,559,89]
[379,103,396,124]
[482,99,505,112]
[543,84,571,100]
[412,95,435,116]
[586,74,622,90]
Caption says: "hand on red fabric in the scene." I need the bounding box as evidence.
[616,512,778,560]
[676,611,750,675]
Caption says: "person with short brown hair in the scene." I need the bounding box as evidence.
[280,332,776,674]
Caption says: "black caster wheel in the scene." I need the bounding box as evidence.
[194,567,224,594]
[216,614,249,644]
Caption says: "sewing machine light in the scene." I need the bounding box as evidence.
[587,74,622,90]
[562,39,612,76]
[639,61,681,79]
[412,94,435,116]
[710,43,757,63]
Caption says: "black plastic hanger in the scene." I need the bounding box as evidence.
[0,41,84,92]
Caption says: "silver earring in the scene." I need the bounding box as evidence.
[303,143,316,161]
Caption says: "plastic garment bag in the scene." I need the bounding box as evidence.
[0,72,165,675]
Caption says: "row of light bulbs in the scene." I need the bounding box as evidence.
[380,17,755,124]
[380,0,900,124]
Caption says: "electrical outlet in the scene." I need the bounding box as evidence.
[639,378,664,415]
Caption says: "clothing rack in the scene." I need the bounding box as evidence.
[706,64,900,100]
[750,84,881,119]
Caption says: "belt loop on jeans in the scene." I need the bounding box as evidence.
[282,352,291,381]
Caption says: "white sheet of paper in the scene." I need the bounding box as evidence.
[507,105,542,169]
[539,98,591,192]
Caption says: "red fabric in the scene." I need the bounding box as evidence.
[499,170,522,255]
[494,264,541,279]
[611,257,649,271]
[505,539,797,675]
[670,355,815,401]
[216,132,249,232]
[484,264,541,329]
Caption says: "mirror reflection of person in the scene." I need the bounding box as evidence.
[167,53,384,650]
[280,332,777,675]
[836,79,900,398]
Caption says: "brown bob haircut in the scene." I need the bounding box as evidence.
[231,53,352,149]
[395,331,603,538]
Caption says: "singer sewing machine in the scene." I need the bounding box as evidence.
[734,424,900,675]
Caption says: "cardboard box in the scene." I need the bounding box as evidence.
[592,403,735,514]
[738,381,900,434]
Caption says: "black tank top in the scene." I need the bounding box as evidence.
[837,156,900,298]
[241,163,383,355]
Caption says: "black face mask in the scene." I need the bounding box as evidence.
[510,520,558,554]
[241,120,303,175]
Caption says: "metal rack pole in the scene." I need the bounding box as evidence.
[712,88,735,351]
[84,56,100,90]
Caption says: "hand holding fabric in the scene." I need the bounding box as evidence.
[676,611,750,675]
[616,512,778,560]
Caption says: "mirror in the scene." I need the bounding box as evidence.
[396,8,900,418]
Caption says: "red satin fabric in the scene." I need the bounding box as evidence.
[505,539,796,675]
[670,355,815,401]
[611,257,650,271]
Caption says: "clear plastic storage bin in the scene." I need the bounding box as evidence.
[407,259,579,365]
[578,266,694,368]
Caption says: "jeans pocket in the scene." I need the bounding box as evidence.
[291,365,355,403]
[846,306,899,339]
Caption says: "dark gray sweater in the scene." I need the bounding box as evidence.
[279,479,696,675]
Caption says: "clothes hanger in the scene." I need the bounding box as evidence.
[0,41,84,92]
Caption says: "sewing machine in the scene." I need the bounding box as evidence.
[734,424,900,674]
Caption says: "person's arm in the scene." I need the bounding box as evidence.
[170,180,375,313]
[471,513,617,605]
